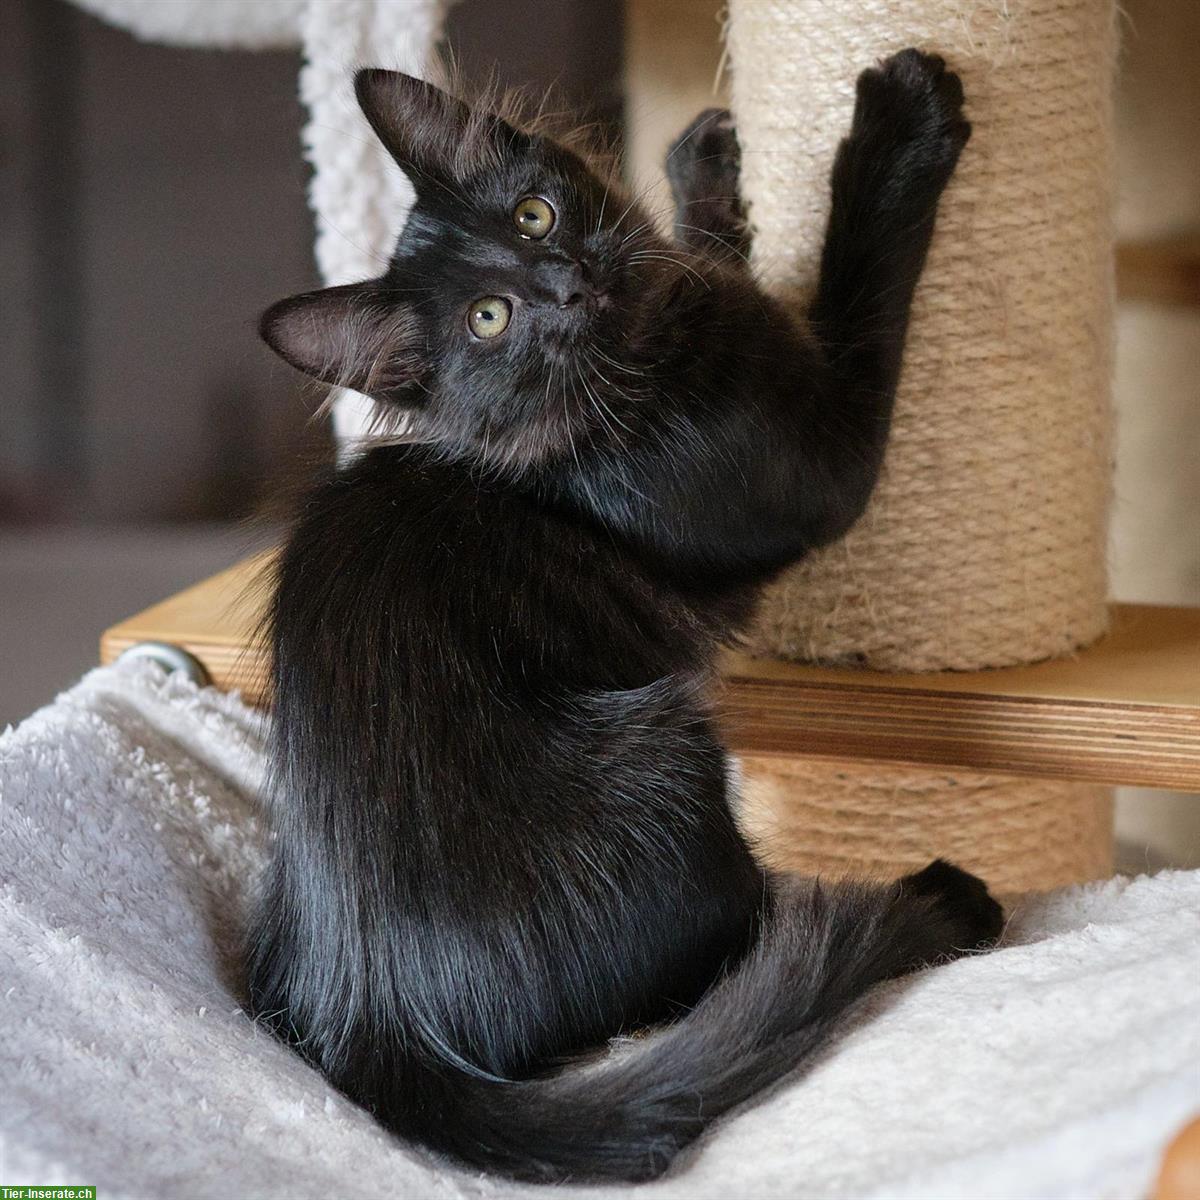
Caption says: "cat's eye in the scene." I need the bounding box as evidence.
[467,296,512,339]
[513,196,555,239]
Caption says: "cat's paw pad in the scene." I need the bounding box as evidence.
[853,48,971,167]
[665,108,742,203]
[904,858,1004,952]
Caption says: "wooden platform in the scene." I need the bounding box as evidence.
[100,556,1200,792]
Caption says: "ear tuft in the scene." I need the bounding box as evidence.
[355,69,468,184]
[354,69,449,130]
[353,68,518,187]
[260,283,423,400]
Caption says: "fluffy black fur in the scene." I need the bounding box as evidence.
[248,51,1002,1183]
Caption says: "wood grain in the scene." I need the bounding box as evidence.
[100,553,274,702]
[101,557,1200,791]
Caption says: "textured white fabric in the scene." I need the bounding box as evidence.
[3,660,1197,1199]
[299,0,447,444]
[67,0,305,49]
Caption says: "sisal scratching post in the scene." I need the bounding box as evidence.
[737,762,1114,895]
[724,0,1118,890]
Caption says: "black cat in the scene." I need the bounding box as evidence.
[247,50,1002,1183]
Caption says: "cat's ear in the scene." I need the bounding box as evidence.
[260,283,424,401]
[354,69,515,187]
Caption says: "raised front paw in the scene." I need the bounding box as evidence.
[852,48,971,182]
[903,858,1004,953]
[665,107,743,209]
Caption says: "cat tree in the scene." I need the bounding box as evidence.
[97,0,1200,896]
[723,0,1119,891]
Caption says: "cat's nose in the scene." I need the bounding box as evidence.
[532,259,596,308]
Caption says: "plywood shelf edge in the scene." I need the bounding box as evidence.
[101,558,1200,791]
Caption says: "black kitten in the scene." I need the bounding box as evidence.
[248,51,1001,1184]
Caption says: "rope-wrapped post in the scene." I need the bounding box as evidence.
[725,0,1118,891]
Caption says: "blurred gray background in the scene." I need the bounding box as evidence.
[0,0,622,725]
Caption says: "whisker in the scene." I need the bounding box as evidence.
[594,181,609,237]
[629,251,711,290]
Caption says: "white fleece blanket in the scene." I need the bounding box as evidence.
[2,660,1197,1199]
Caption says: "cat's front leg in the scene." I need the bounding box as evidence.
[665,108,751,263]
[812,49,969,370]
[796,50,970,545]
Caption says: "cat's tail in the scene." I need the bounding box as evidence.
[384,859,1002,1183]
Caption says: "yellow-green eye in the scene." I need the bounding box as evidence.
[513,196,555,239]
[467,295,512,339]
